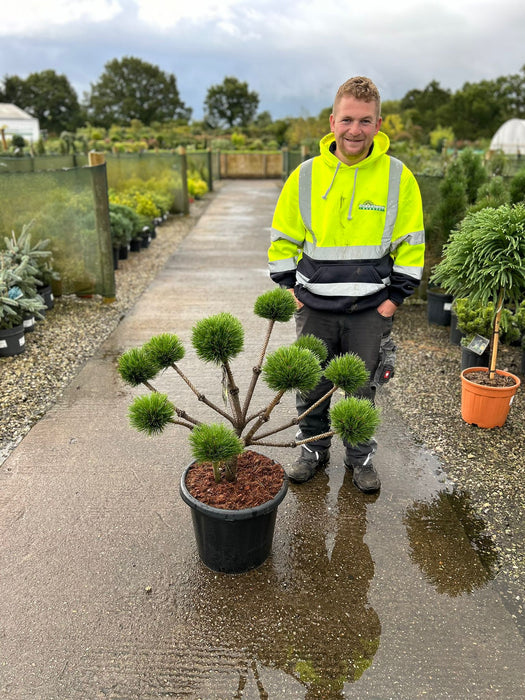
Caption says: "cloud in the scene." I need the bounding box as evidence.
[0,0,123,35]
[1,0,524,121]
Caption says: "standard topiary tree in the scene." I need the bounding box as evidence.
[431,203,525,380]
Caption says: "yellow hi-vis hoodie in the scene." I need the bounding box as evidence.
[268,131,425,312]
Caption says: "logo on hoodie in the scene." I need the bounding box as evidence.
[358,200,385,212]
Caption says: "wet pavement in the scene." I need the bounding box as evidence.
[1,180,524,699]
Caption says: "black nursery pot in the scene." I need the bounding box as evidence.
[450,312,464,346]
[119,244,130,260]
[427,290,453,326]
[461,345,490,370]
[0,324,26,357]
[37,285,55,310]
[180,462,288,574]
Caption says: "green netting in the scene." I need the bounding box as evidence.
[104,152,185,213]
[187,151,211,188]
[0,154,88,172]
[0,165,115,297]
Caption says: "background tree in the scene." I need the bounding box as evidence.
[1,70,82,134]
[400,80,451,132]
[441,79,506,140]
[86,57,191,128]
[204,77,259,128]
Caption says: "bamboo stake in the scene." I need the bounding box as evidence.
[489,290,504,381]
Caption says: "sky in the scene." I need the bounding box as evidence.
[1,0,524,122]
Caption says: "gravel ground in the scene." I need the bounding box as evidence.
[1,189,523,638]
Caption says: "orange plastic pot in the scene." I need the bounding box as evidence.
[460,367,520,428]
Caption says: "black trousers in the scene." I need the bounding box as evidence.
[295,304,393,465]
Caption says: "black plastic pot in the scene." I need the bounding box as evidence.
[22,314,35,333]
[37,285,55,310]
[461,345,490,370]
[130,238,142,253]
[0,324,25,357]
[180,461,288,574]
[119,244,130,260]
[450,312,464,346]
[427,290,453,326]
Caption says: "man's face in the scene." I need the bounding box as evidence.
[329,95,382,165]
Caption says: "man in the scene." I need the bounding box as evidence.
[268,76,425,493]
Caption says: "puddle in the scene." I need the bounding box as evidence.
[404,488,498,596]
[176,472,501,698]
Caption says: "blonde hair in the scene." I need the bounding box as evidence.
[333,77,381,117]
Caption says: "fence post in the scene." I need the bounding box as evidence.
[178,146,190,215]
[282,147,289,180]
[88,151,116,302]
[206,148,213,192]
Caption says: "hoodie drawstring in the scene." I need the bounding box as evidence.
[321,161,359,221]
[347,168,359,221]
[321,161,341,200]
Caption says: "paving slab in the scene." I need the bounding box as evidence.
[1,179,524,699]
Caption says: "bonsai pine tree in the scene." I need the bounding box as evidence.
[431,203,525,380]
[118,288,380,483]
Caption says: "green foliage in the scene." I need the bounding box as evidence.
[187,176,208,199]
[431,204,525,307]
[433,159,468,240]
[109,202,142,242]
[192,312,244,365]
[458,148,488,204]
[11,135,25,149]
[205,76,259,128]
[429,126,454,152]
[231,132,246,149]
[454,298,521,345]
[128,393,175,435]
[87,56,192,128]
[485,150,508,177]
[262,345,321,393]
[509,168,525,204]
[468,176,509,213]
[142,333,185,368]
[118,347,160,386]
[189,423,244,466]
[253,287,296,323]
[108,206,134,247]
[330,398,381,447]
[293,335,328,363]
[0,256,46,328]
[324,353,369,395]
[2,70,82,133]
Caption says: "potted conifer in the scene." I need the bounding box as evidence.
[0,256,46,356]
[117,288,380,573]
[431,203,525,427]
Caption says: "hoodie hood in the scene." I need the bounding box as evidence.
[319,130,390,169]
[318,131,391,215]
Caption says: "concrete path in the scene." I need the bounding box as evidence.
[1,180,524,699]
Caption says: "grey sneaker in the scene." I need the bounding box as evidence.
[287,446,330,483]
[345,460,381,493]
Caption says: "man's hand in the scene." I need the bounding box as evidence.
[377,299,398,318]
[288,288,303,310]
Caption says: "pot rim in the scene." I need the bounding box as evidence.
[461,366,521,389]
[180,459,288,521]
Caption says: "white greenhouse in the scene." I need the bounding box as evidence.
[489,118,525,155]
[0,103,40,143]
